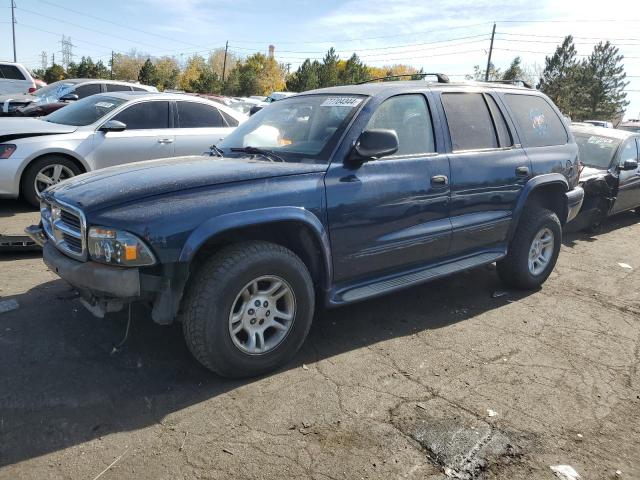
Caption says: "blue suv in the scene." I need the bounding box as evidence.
[28,78,584,377]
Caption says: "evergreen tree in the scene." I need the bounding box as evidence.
[579,41,629,120]
[340,54,369,85]
[286,59,321,92]
[138,58,157,86]
[319,48,340,87]
[502,57,523,81]
[43,64,66,84]
[538,36,579,116]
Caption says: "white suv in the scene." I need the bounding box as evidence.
[0,62,36,95]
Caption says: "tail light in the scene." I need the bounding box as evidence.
[28,87,37,93]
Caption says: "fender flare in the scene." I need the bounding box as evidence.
[178,206,333,290]
[19,148,90,179]
[509,173,569,239]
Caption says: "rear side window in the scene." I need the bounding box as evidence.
[220,110,239,127]
[442,93,499,151]
[0,65,26,80]
[106,84,132,92]
[485,95,513,147]
[505,94,568,147]
[177,102,225,128]
[132,86,148,92]
[112,101,170,129]
[365,94,435,156]
[74,83,102,99]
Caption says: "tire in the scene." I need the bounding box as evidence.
[497,207,561,289]
[180,241,315,378]
[21,155,82,207]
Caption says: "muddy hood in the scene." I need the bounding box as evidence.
[45,155,327,212]
[0,117,77,141]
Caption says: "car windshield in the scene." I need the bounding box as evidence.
[32,81,77,103]
[217,94,364,163]
[43,95,127,126]
[619,125,640,133]
[574,132,622,169]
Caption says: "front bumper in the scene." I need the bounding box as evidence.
[565,186,584,223]
[42,240,141,298]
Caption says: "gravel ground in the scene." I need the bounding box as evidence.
[0,206,639,479]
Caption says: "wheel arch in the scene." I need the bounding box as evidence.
[19,150,88,188]
[179,207,333,293]
[509,173,569,240]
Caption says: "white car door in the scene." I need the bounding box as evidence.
[173,101,235,156]
[89,100,175,170]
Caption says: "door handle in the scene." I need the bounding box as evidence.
[157,138,174,144]
[431,175,449,186]
[515,166,529,177]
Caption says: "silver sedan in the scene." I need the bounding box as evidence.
[0,92,246,206]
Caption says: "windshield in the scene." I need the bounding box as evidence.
[574,132,622,169]
[619,125,640,133]
[217,94,364,163]
[43,95,127,126]
[32,81,77,103]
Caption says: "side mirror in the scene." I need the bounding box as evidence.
[349,129,399,164]
[59,93,79,102]
[620,159,639,171]
[99,120,127,133]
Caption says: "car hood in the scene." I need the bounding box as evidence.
[45,155,327,212]
[0,93,34,103]
[579,166,609,182]
[0,118,78,142]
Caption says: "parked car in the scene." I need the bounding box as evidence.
[618,120,640,133]
[571,124,640,230]
[0,62,37,95]
[249,91,297,115]
[27,79,583,377]
[0,91,245,206]
[583,120,614,129]
[0,78,157,116]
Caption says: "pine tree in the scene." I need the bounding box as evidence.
[578,41,629,120]
[538,36,579,116]
[138,58,157,86]
[340,54,369,85]
[502,57,523,81]
[319,48,339,87]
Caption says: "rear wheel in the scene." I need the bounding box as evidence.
[180,241,315,378]
[497,207,561,289]
[21,155,82,207]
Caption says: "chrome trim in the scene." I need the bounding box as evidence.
[40,198,87,261]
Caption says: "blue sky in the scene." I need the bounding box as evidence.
[2,0,640,119]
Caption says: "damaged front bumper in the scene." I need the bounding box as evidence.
[566,186,585,223]
[27,224,185,323]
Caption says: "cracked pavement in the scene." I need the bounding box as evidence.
[1,211,639,479]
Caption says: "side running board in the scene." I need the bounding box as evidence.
[338,251,505,303]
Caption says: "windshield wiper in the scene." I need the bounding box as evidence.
[230,146,285,162]
[209,144,224,157]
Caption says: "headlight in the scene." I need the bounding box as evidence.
[88,226,156,267]
[0,144,16,159]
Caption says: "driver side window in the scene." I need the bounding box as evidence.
[365,94,435,157]
[620,139,639,164]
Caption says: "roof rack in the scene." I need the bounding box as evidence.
[485,79,534,89]
[357,73,450,85]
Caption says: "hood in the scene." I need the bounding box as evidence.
[579,165,609,183]
[0,94,34,103]
[45,155,327,212]
[0,118,77,142]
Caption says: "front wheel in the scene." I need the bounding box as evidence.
[497,207,561,289]
[180,241,315,378]
[21,156,82,207]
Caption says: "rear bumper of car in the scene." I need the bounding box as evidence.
[566,186,584,223]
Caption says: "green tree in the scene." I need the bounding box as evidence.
[286,59,321,92]
[228,53,285,96]
[153,56,181,91]
[319,47,340,87]
[43,64,66,84]
[502,57,523,81]
[466,62,501,81]
[538,36,579,116]
[192,67,223,93]
[138,58,157,85]
[340,54,370,85]
[578,41,629,120]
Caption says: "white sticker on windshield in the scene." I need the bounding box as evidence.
[321,97,362,108]
[95,102,115,108]
[587,136,614,145]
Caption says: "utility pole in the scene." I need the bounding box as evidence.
[110,50,114,79]
[11,0,17,62]
[485,23,496,82]
[222,40,229,82]
[51,53,55,65]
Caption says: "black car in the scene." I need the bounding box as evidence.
[571,124,640,230]
[28,77,584,377]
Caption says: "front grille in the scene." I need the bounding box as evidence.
[41,199,87,260]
